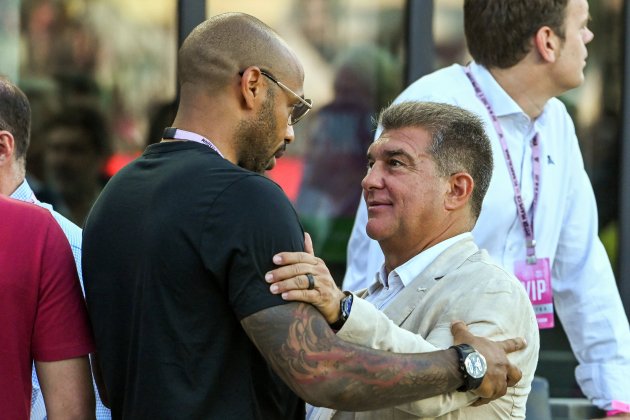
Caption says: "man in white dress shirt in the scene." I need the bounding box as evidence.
[343,0,630,417]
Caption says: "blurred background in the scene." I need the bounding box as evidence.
[1,0,628,416]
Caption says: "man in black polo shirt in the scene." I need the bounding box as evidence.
[83,12,525,419]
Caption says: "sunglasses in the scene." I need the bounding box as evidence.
[239,69,313,125]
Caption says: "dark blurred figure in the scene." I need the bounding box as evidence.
[296,45,401,282]
[19,72,102,209]
[18,78,63,206]
[54,72,102,108]
[21,0,99,77]
[43,106,111,226]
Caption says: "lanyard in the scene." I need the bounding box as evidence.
[464,67,541,263]
[162,127,225,159]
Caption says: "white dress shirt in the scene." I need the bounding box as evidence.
[342,61,630,410]
[367,233,471,310]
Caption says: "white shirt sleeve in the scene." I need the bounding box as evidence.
[552,137,630,410]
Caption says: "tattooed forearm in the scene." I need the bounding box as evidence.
[241,302,463,411]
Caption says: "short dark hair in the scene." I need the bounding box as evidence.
[378,101,493,219]
[0,77,31,161]
[43,105,111,157]
[464,0,569,69]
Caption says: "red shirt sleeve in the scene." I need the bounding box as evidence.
[31,220,95,361]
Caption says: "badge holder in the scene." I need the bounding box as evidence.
[514,240,554,329]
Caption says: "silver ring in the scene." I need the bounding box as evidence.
[306,273,315,290]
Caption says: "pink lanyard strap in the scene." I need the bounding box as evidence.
[162,127,225,159]
[464,66,541,263]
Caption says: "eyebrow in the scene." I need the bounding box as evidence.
[367,148,414,161]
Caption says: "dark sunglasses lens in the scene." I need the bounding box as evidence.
[290,99,312,125]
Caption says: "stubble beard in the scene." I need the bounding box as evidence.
[235,91,278,174]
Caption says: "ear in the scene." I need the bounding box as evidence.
[239,67,265,111]
[0,130,16,166]
[533,26,562,63]
[444,172,474,212]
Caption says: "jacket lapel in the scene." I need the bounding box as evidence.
[374,237,479,326]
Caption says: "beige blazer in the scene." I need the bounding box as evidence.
[310,237,539,420]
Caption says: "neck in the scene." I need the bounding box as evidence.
[171,122,237,164]
[0,164,25,196]
[171,88,239,165]
[488,65,553,119]
[381,223,470,273]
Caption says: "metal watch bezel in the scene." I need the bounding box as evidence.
[450,343,487,391]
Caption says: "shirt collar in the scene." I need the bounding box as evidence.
[369,232,473,293]
[10,179,38,204]
[469,61,530,119]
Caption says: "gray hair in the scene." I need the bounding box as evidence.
[378,101,493,219]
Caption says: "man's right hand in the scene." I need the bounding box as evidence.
[451,321,526,405]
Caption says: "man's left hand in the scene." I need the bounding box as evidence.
[451,321,525,404]
[266,232,346,323]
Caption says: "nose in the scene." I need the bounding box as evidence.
[361,163,384,192]
[285,122,295,145]
[584,27,594,44]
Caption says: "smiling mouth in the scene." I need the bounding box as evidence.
[366,199,392,210]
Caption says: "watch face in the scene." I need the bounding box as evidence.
[341,294,353,319]
[464,352,487,379]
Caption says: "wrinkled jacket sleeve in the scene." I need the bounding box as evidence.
[337,296,476,417]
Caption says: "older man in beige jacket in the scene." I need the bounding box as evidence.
[267,101,539,419]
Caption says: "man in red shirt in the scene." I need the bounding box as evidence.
[0,195,95,419]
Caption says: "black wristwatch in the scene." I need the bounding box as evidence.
[329,293,353,330]
[449,343,487,391]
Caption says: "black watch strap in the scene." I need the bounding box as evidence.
[449,343,486,392]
